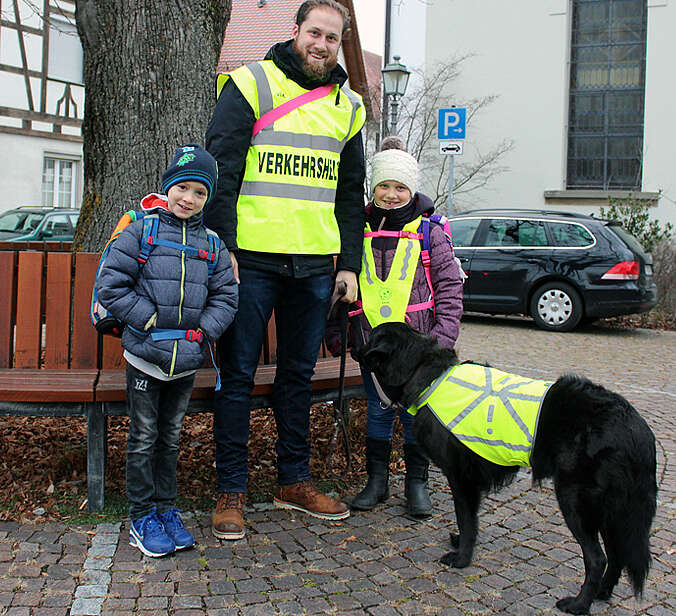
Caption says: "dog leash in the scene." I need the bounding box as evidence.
[326,280,352,479]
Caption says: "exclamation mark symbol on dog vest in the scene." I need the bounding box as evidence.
[487,403,495,434]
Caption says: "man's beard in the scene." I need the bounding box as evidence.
[293,40,337,81]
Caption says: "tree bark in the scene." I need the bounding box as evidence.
[74,0,231,251]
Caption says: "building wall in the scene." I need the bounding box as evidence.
[642,1,676,224]
[422,0,675,226]
[389,0,427,92]
[0,133,82,208]
[0,0,83,215]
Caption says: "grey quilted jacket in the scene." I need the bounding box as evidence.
[97,198,238,376]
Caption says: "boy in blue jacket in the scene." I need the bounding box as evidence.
[97,144,238,557]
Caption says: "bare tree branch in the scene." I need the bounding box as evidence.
[365,57,514,212]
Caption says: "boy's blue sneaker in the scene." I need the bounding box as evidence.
[129,509,176,557]
[158,508,195,550]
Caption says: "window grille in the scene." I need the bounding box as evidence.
[567,0,647,190]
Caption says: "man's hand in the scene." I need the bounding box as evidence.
[229,251,240,283]
[335,270,358,303]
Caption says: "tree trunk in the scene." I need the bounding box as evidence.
[73,0,231,251]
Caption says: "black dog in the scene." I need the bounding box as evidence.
[356,322,657,615]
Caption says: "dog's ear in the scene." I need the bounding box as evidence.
[359,345,389,372]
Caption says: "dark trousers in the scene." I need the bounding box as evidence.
[362,369,416,444]
[125,363,195,520]
[213,267,332,493]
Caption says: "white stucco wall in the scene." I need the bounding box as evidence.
[389,0,427,92]
[0,134,82,214]
[420,0,675,226]
[642,1,676,225]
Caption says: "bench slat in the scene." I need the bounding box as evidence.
[44,252,73,369]
[95,356,362,404]
[14,252,44,368]
[0,369,98,402]
[0,251,16,369]
[71,253,99,369]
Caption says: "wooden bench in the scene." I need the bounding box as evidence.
[0,248,364,511]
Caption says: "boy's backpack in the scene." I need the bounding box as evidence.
[90,199,220,337]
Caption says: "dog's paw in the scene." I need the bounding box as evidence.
[595,586,613,601]
[556,596,591,615]
[439,550,471,568]
[449,533,459,548]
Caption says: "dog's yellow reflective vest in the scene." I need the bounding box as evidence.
[359,217,422,327]
[408,364,553,466]
[217,61,365,255]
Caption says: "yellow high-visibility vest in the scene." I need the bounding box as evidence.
[217,61,365,254]
[359,217,422,327]
[408,364,553,466]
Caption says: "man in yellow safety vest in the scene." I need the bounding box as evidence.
[204,0,366,540]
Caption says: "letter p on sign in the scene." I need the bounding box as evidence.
[438,108,466,140]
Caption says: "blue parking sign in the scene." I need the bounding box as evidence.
[438,108,466,140]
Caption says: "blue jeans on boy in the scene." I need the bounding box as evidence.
[213,267,332,493]
[362,369,416,444]
[125,364,195,520]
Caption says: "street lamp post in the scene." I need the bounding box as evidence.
[381,55,410,136]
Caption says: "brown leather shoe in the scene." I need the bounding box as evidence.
[273,481,349,520]
[212,492,246,540]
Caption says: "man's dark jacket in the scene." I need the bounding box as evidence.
[204,40,365,277]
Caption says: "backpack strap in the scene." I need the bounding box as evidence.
[363,229,423,240]
[133,326,222,391]
[139,217,220,276]
[204,228,221,277]
[138,214,159,265]
[418,217,435,302]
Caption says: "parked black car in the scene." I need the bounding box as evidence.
[0,207,80,242]
[448,209,658,331]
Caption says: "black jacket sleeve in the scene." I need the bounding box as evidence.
[204,79,255,250]
[334,130,366,273]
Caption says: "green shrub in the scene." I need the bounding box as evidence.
[599,195,673,252]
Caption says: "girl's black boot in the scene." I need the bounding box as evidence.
[404,443,433,519]
[351,438,391,510]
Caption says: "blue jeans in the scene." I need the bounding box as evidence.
[362,370,416,444]
[125,363,195,520]
[213,267,333,493]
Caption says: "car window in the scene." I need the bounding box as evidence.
[548,222,595,247]
[0,212,45,232]
[449,218,481,247]
[0,212,25,232]
[484,219,547,247]
[41,214,72,239]
[607,223,648,255]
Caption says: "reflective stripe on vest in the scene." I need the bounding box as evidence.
[408,364,553,467]
[220,61,366,254]
[359,217,422,328]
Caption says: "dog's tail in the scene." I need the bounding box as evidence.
[605,470,657,597]
[618,500,655,597]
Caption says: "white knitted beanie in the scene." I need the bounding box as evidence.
[370,148,419,196]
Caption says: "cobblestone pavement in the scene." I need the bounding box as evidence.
[1,316,674,615]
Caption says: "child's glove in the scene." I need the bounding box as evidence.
[144,312,157,330]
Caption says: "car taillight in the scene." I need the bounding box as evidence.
[601,261,639,280]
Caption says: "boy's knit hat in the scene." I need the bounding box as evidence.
[370,148,419,195]
[162,144,218,203]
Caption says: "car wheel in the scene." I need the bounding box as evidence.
[530,282,582,332]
